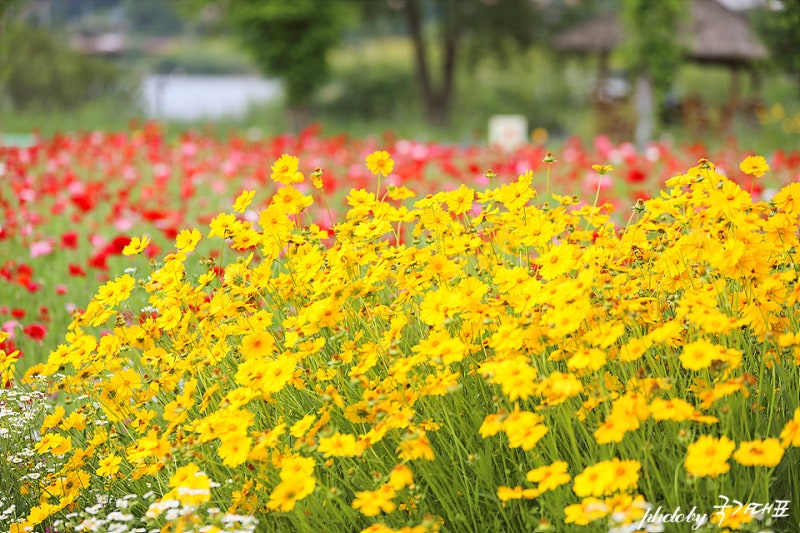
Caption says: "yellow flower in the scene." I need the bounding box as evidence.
[739,155,769,177]
[388,465,414,489]
[685,435,735,477]
[591,164,613,175]
[96,454,122,477]
[270,185,312,215]
[165,463,211,506]
[366,150,395,176]
[318,432,361,458]
[649,398,697,422]
[310,167,324,189]
[122,235,150,256]
[240,331,275,359]
[572,461,615,497]
[387,185,416,201]
[773,182,800,217]
[271,154,304,185]
[396,431,435,461]
[497,486,524,502]
[733,438,784,467]
[41,405,65,431]
[503,410,548,450]
[268,475,316,512]
[483,359,537,401]
[233,189,256,213]
[606,459,640,493]
[291,414,317,438]
[564,497,608,525]
[208,212,240,239]
[780,407,800,447]
[526,461,571,493]
[679,339,718,370]
[354,485,398,516]
[175,228,201,253]
[218,434,252,467]
[537,243,579,280]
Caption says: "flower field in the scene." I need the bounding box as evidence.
[2,124,800,532]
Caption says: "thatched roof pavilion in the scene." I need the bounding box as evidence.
[553,0,768,66]
[553,0,768,141]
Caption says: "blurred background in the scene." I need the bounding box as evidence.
[0,0,797,150]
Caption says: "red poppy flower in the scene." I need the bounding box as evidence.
[68,263,87,277]
[107,235,132,255]
[88,253,109,271]
[61,231,79,249]
[15,264,33,287]
[627,168,647,183]
[23,322,47,342]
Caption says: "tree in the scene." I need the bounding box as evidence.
[396,0,538,128]
[620,0,687,147]
[187,0,355,131]
[753,0,800,87]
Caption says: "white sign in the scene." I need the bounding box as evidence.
[488,115,528,151]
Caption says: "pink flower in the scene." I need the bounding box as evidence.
[30,240,54,258]
[2,321,19,337]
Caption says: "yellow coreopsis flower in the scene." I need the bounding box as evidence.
[233,189,256,213]
[166,463,211,506]
[310,167,324,189]
[318,432,361,458]
[679,339,718,370]
[96,454,122,477]
[773,182,800,217]
[572,461,616,497]
[780,407,800,447]
[218,434,253,467]
[564,497,608,525]
[122,235,150,256]
[271,154,304,185]
[504,410,548,450]
[366,150,394,176]
[497,486,525,502]
[396,431,435,461]
[352,485,397,516]
[267,475,315,512]
[733,438,784,467]
[739,155,770,177]
[388,464,414,490]
[591,164,613,175]
[526,461,571,493]
[684,435,735,477]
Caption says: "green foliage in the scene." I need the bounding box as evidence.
[220,0,356,108]
[315,58,419,121]
[456,0,540,69]
[753,2,800,79]
[146,39,256,75]
[620,0,688,95]
[0,24,122,111]
[124,0,185,37]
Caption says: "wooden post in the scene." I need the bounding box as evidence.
[634,71,654,149]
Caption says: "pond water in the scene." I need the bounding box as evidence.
[140,74,282,121]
